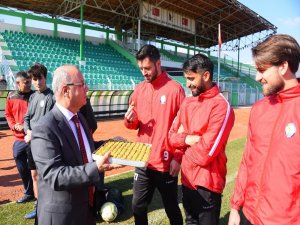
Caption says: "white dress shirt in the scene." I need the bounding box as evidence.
[56,103,93,163]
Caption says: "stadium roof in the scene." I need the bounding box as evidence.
[0,0,277,50]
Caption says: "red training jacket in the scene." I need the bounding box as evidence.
[169,85,235,193]
[124,71,185,172]
[230,84,300,225]
[5,90,34,141]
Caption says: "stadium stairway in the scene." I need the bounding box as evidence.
[0,34,19,75]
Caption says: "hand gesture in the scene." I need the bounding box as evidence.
[96,151,123,172]
[125,101,137,123]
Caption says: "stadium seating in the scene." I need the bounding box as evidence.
[1,30,143,90]
[1,30,259,93]
[164,49,260,91]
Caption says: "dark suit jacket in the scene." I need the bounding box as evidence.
[31,105,100,225]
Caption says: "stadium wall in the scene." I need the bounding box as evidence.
[0,86,261,129]
[0,90,133,129]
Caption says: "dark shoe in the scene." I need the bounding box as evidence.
[25,209,36,219]
[16,195,34,204]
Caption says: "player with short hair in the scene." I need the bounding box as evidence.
[23,63,55,219]
[5,71,35,204]
[169,53,235,225]
[124,44,185,225]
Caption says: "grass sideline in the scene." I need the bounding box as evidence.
[0,137,246,225]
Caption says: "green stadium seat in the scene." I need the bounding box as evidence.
[1,30,143,90]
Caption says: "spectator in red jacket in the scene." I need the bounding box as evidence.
[229,35,300,225]
[5,71,35,204]
[124,45,185,225]
[169,53,235,225]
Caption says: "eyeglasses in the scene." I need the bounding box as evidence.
[66,82,86,87]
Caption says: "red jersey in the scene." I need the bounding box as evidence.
[124,71,185,172]
[169,85,235,193]
[231,84,300,225]
[5,90,34,141]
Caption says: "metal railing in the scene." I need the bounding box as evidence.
[0,47,16,90]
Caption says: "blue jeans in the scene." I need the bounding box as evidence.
[13,140,34,196]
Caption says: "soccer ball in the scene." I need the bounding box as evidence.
[100,202,118,222]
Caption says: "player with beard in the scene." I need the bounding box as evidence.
[229,35,300,225]
[124,44,185,225]
[169,53,235,225]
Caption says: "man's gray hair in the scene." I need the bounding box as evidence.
[52,67,72,93]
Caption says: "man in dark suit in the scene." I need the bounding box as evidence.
[31,65,119,225]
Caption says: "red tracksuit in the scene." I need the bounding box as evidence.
[124,71,185,172]
[5,90,34,140]
[169,85,235,193]
[231,84,300,225]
